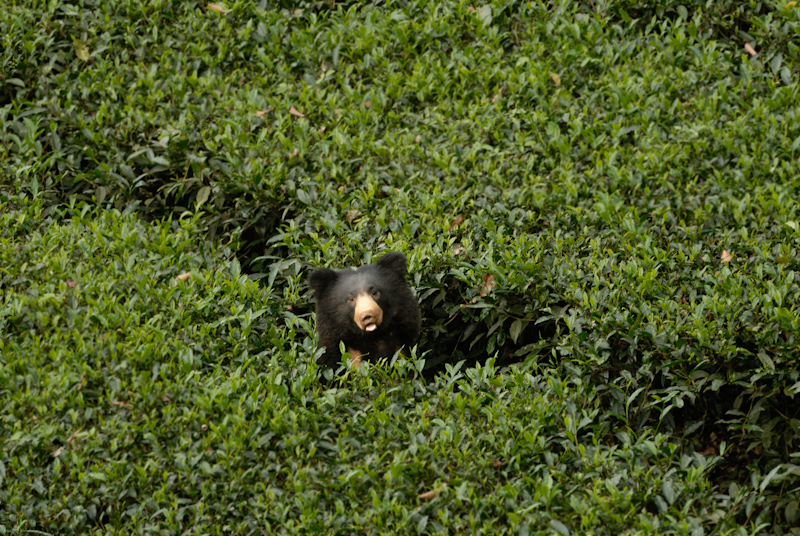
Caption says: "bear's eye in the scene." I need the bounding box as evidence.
[347,295,356,305]
[371,288,380,299]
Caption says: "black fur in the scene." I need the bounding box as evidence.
[308,252,421,367]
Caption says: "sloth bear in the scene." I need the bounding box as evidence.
[308,252,421,368]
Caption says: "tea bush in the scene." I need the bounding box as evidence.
[0,197,740,534]
[3,0,800,532]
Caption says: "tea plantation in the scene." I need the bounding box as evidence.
[2,0,800,534]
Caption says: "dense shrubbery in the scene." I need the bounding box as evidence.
[0,198,733,533]
[2,0,800,533]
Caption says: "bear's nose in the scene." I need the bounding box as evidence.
[354,294,383,332]
[359,311,377,329]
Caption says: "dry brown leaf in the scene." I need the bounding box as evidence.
[551,73,561,86]
[52,446,65,458]
[173,272,191,287]
[255,109,270,117]
[201,424,209,431]
[364,100,372,108]
[289,106,306,118]
[467,6,476,12]
[208,3,229,13]
[721,250,733,263]
[77,374,85,391]
[414,134,422,143]
[162,395,171,403]
[67,428,81,444]
[449,215,464,231]
[321,60,328,72]
[492,460,505,468]
[418,486,444,501]
[66,279,77,288]
[109,400,133,410]
[480,273,496,297]
[345,209,358,223]
[744,43,757,56]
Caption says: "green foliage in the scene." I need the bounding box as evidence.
[3,0,800,532]
[0,201,741,533]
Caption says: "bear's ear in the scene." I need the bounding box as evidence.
[308,268,338,295]
[376,252,407,278]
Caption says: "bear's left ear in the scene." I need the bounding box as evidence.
[308,267,338,295]
[376,252,408,278]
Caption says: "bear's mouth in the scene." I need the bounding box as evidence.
[353,293,383,333]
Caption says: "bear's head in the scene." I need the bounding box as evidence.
[308,252,409,336]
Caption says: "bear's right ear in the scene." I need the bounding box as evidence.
[308,268,338,295]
